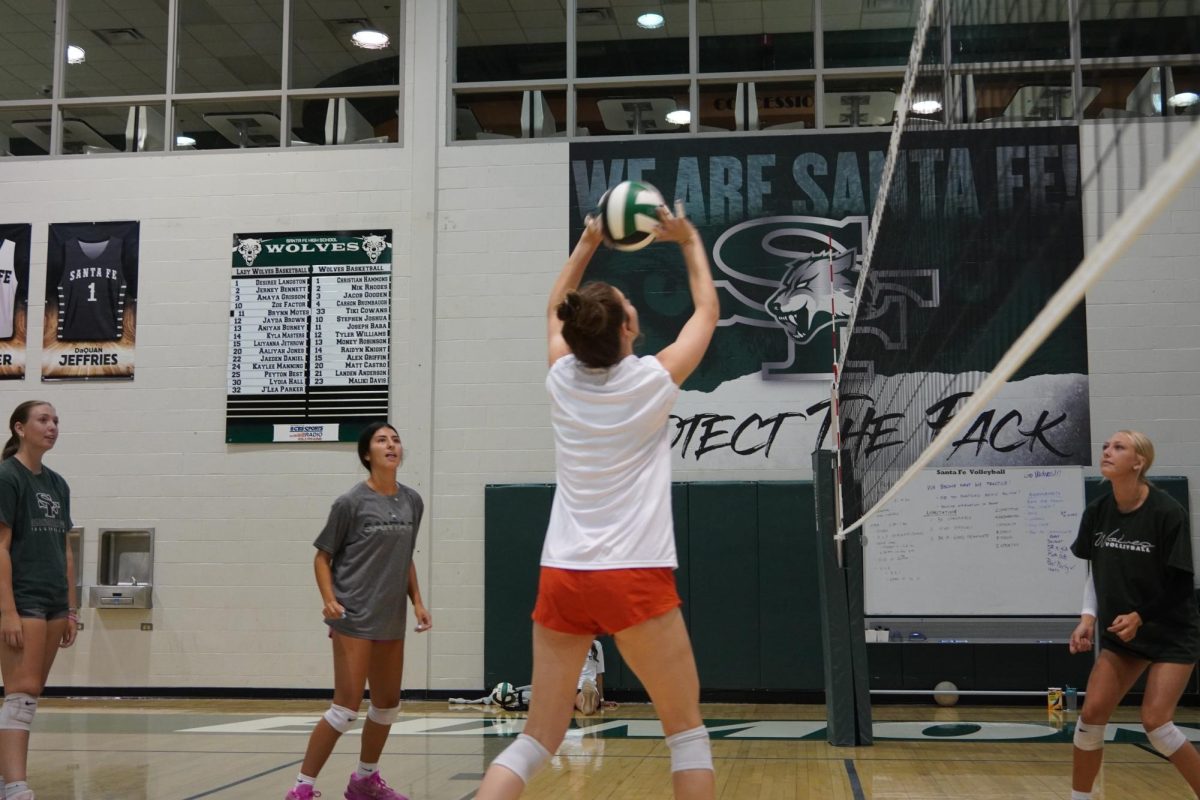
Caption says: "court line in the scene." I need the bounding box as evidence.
[179,757,303,799]
[843,759,867,800]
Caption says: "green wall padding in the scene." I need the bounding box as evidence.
[687,482,760,689]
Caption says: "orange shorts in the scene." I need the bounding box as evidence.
[531,566,681,636]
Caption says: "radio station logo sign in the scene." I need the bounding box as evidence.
[274,424,340,443]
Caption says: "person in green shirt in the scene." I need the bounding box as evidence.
[0,400,78,800]
[1068,430,1200,800]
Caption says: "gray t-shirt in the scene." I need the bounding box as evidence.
[314,481,423,640]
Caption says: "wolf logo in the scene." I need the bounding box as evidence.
[36,492,60,518]
[711,215,939,378]
[234,238,263,267]
[360,235,388,263]
[765,248,858,346]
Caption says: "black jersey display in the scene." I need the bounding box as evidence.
[58,237,126,341]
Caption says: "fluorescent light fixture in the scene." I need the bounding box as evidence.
[911,99,942,114]
[175,135,196,147]
[665,109,691,125]
[67,45,86,64]
[351,29,390,50]
[1168,92,1199,108]
[636,12,665,29]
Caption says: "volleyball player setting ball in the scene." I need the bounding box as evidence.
[476,188,719,800]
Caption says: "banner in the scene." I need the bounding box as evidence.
[0,224,31,380]
[226,230,391,444]
[569,129,1088,468]
[42,221,140,381]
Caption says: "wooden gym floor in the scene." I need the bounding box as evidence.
[20,698,1200,799]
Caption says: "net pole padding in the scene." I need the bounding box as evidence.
[830,237,847,566]
[835,0,941,382]
[835,118,1200,542]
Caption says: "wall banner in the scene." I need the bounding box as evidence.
[569,129,1089,469]
[43,221,140,381]
[226,230,391,444]
[0,224,31,380]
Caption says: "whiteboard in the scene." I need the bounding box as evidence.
[863,467,1086,616]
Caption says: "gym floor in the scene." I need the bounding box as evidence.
[22,699,1200,799]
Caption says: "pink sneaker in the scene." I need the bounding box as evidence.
[344,771,408,800]
[285,785,320,800]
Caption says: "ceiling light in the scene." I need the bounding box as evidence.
[636,12,665,29]
[351,29,390,50]
[67,45,86,65]
[911,99,942,114]
[175,135,196,148]
[665,109,691,125]
[1168,92,1199,108]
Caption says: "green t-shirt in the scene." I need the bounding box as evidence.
[0,457,73,612]
[1071,486,1200,662]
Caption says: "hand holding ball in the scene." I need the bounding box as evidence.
[597,180,667,251]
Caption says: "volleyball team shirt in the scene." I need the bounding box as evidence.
[0,458,72,614]
[1071,486,1200,661]
[314,481,423,640]
[542,353,680,570]
[0,239,17,339]
[58,237,126,341]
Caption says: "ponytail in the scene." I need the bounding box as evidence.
[4,400,51,461]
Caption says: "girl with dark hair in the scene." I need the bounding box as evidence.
[477,204,719,800]
[0,401,77,800]
[1069,431,1200,799]
[285,422,431,800]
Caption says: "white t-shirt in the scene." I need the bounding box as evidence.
[541,353,680,570]
[578,639,605,689]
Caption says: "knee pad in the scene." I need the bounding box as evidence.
[491,733,551,785]
[1147,722,1188,757]
[666,725,713,773]
[323,704,358,733]
[367,703,400,726]
[1073,720,1105,752]
[0,693,37,731]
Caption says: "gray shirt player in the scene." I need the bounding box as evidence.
[314,481,424,641]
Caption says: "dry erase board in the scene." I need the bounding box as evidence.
[863,466,1086,615]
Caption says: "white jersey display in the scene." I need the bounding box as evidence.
[0,240,17,339]
[541,353,680,570]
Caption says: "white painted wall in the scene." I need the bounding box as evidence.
[0,0,1192,692]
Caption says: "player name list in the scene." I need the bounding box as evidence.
[228,264,390,395]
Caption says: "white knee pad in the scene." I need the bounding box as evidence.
[666,726,714,773]
[1147,722,1188,757]
[367,703,400,726]
[0,693,37,731]
[1073,720,1105,752]
[323,704,358,733]
[491,733,551,785]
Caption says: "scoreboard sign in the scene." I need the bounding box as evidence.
[226,230,391,444]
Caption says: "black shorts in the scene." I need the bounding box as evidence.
[1102,634,1200,665]
[17,604,69,621]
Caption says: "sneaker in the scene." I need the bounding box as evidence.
[576,679,600,715]
[7,791,35,800]
[285,785,320,800]
[344,771,408,800]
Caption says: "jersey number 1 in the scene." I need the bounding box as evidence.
[87,282,96,302]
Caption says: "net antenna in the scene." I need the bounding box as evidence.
[832,0,1200,543]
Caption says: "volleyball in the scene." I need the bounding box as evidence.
[597,180,666,252]
[490,681,518,709]
[933,681,959,707]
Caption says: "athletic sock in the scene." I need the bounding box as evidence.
[356,762,379,779]
[295,773,316,787]
[1070,791,1092,800]
[6,781,28,794]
